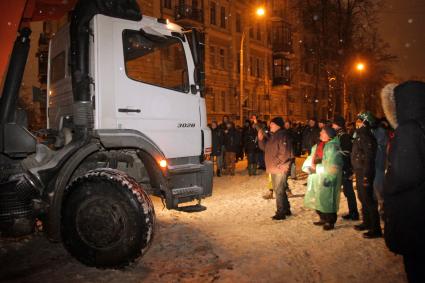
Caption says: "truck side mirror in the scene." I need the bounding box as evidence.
[189,28,205,97]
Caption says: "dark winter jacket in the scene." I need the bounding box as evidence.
[336,128,353,175]
[302,126,320,153]
[374,126,389,172]
[258,129,293,174]
[211,127,224,156]
[351,126,377,177]
[381,81,425,256]
[224,128,241,153]
[243,126,258,153]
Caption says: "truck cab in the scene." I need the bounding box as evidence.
[48,14,212,209]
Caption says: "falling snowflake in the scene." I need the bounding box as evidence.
[405,43,411,48]
[408,19,413,24]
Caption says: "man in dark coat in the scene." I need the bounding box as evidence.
[284,121,297,180]
[351,111,381,239]
[302,118,320,155]
[258,117,293,220]
[332,116,359,220]
[223,122,240,176]
[381,81,425,283]
[243,121,259,176]
[211,121,224,177]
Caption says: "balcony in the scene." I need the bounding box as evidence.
[174,5,203,26]
[272,39,293,54]
[272,76,291,87]
[272,55,291,88]
[271,21,293,55]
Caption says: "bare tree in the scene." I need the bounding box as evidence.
[293,0,395,119]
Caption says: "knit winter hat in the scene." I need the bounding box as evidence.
[357,111,375,126]
[332,115,345,128]
[323,125,337,139]
[270,117,285,128]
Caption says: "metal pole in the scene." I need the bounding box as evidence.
[343,75,347,120]
[239,31,246,126]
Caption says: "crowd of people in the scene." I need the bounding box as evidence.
[210,113,384,233]
[209,81,425,283]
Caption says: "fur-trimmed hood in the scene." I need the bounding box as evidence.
[381,81,425,129]
[381,83,398,128]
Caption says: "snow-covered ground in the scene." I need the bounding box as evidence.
[0,159,406,283]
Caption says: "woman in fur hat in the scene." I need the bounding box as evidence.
[382,81,425,283]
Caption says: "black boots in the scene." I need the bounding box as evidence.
[313,220,325,226]
[216,169,221,177]
[272,210,291,220]
[272,214,286,220]
[363,230,382,239]
[323,223,335,230]
[354,223,369,231]
[342,213,360,220]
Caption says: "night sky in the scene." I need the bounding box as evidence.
[378,0,425,80]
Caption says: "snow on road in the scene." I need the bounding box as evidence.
[0,160,406,283]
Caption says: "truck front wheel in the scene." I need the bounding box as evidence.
[61,168,155,268]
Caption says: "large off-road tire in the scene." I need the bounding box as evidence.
[61,168,155,268]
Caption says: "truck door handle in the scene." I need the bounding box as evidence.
[118,108,141,113]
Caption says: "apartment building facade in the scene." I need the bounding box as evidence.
[35,0,326,126]
[154,0,325,123]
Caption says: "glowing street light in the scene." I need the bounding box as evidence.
[356,62,365,72]
[256,7,265,16]
[343,61,367,119]
[239,7,266,125]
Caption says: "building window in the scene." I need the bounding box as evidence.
[237,52,240,73]
[272,21,292,52]
[163,0,172,9]
[210,46,216,68]
[250,56,254,76]
[211,88,216,112]
[220,6,226,29]
[210,2,216,25]
[123,29,189,93]
[221,91,226,112]
[219,48,225,69]
[249,27,254,38]
[272,57,291,85]
[256,58,260,78]
[236,13,241,33]
[256,23,261,41]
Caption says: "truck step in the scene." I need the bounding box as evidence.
[171,186,203,198]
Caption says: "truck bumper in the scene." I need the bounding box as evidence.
[165,160,213,209]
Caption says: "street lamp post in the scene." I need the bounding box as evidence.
[343,61,365,120]
[239,7,265,126]
[239,31,246,126]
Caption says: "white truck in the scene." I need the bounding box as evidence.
[0,0,212,268]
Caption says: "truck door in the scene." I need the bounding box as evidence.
[113,24,201,159]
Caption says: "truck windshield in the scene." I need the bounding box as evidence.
[123,29,189,93]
